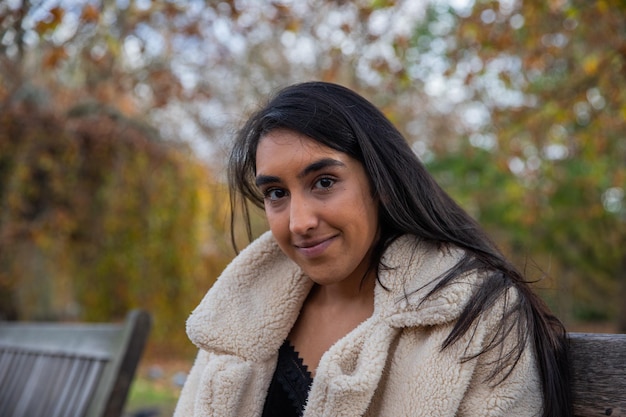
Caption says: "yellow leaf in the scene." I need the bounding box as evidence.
[596,0,609,13]
[582,55,599,75]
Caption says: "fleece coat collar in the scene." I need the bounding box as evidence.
[178,231,542,417]
[186,231,473,361]
[174,233,542,417]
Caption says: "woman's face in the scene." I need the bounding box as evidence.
[255,128,379,287]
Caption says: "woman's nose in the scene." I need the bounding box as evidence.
[289,196,318,235]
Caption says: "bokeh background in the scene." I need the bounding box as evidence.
[1,0,625,414]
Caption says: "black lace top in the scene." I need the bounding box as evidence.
[262,340,314,417]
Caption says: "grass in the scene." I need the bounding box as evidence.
[123,361,188,417]
[125,379,179,416]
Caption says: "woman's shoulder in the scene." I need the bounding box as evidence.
[379,235,469,289]
[375,235,479,326]
[376,234,528,328]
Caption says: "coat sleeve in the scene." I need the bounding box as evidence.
[173,348,278,417]
[459,337,543,416]
[173,349,209,417]
[457,289,544,417]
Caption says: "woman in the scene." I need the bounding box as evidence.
[174,82,571,416]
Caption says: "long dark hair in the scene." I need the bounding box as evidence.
[228,81,571,416]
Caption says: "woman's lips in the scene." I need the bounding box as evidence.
[295,236,336,258]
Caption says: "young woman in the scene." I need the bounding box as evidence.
[174,82,571,416]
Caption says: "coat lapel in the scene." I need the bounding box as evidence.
[301,236,477,416]
[186,231,313,361]
[184,232,475,417]
[304,320,398,416]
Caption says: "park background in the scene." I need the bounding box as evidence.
[1,0,624,415]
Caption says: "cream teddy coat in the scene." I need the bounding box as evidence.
[174,232,543,417]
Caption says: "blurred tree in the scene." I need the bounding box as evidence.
[2,0,624,354]
[0,105,232,357]
[420,0,626,329]
[2,0,436,357]
[0,0,439,164]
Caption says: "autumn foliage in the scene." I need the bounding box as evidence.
[0,0,625,359]
[0,104,231,357]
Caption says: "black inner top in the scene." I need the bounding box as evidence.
[262,340,314,417]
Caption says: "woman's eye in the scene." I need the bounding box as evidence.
[315,177,335,190]
[265,188,287,201]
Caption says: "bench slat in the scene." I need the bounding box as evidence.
[569,332,626,417]
[0,310,150,417]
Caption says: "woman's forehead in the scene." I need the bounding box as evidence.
[257,128,333,154]
[255,128,363,179]
[257,129,335,159]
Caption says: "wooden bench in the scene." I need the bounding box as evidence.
[0,309,151,417]
[569,332,626,417]
[1,317,620,416]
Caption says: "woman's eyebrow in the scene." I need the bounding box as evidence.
[255,175,280,188]
[298,158,346,178]
[255,158,346,188]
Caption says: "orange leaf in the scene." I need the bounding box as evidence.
[49,6,65,23]
[81,4,100,23]
[42,47,69,68]
[34,6,65,34]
